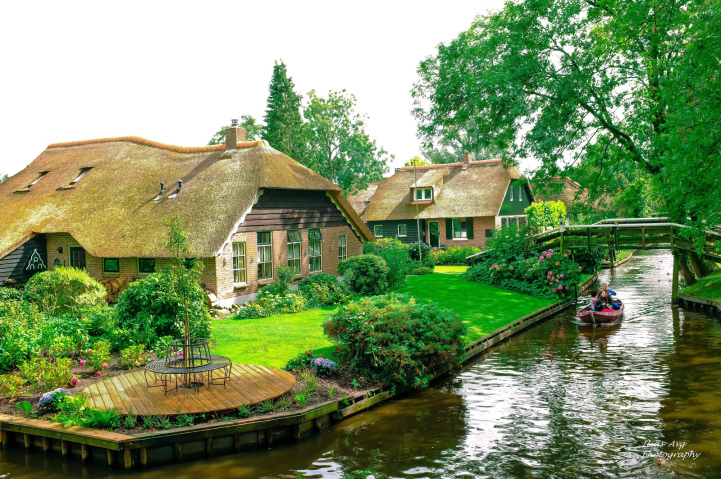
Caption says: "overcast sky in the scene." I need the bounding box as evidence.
[0,0,508,178]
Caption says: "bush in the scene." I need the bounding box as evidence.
[462,248,582,300]
[119,344,149,370]
[19,357,73,391]
[0,374,26,398]
[80,340,112,374]
[261,265,295,296]
[363,239,412,289]
[285,350,336,374]
[25,267,106,316]
[573,249,606,273]
[338,255,389,296]
[407,241,432,262]
[116,270,211,346]
[0,288,23,302]
[430,246,482,265]
[410,267,434,276]
[38,388,71,413]
[297,273,351,306]
[324,294,466,389]
[233,291,309,319]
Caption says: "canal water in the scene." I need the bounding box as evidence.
[2,250,721,478]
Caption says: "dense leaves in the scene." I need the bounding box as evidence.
[263,60,307,164]
[525,200,567,232]
[324,294,466,389]
[430,246,481,265]
[25,267,106,316]
[338,255,390,296]
[207,115,262,145]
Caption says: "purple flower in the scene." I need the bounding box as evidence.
[548,271,552,275]
[310,357,336,371]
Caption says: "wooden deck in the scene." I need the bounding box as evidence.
[82,364,295,416]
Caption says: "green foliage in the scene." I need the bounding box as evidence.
[0,373,26,398]
[275,396,292,411]
[362,238,413,289]
[175,414,196,428]
[462,248,582,300]
[25,267,106,317]
[295,394,308,407]
[407,241,432,263]
[338,255,390,296]
[485,225,532,264]
[152,336,174,359]
[324,294,466,389]
[430,246,482,265]
[410,267,434,276]
[261,265,295,296]
[263,61,307,163]
[403,156,431,167]
[237,405,252,418]
[573,250,606,274]
[15,401,33,418]
[118,344,149,370]
[297,273,351,307]
[207,115,262,145]
[327,388,336,399]
[412,0,721,234]
[124,410,138,429]
[20,357,73,391]
[297,370,318,394]
[81,340,112,374]
[141,415,172,430]
[525,200,567,232]
[258,401,275,413]
[304,89,390,193]
[0,288,23,302]
[234,291,308,320]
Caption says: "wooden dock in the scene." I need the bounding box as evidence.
[83,364,295,416]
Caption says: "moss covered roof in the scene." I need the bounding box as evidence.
[0,137,373,259]
[361,160,523,221]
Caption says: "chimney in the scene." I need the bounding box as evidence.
[462,151,472,169]
[225,120,247,150]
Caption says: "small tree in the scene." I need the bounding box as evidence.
[525,200,567,233]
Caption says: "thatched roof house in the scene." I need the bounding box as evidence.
[0,127,372,305]
[355,153,534,249]
[531,177,589,212]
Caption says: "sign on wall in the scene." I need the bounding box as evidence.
[26,249,46,270]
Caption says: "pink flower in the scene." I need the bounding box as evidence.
[566,285,570,290]
[102,363,108,369]
[579,266,583,271]
[563,254,568,257]
[548,271,552,275]
[552,289,557,293]
[86,349,92,355]
[540,256,544,260]
[549,282,553,285]
[179,351,184,357]
[94,371,102,377]
[548,249,553,254]
[560,274,564,278]
[70,376,78,387]
[79,359,86,367]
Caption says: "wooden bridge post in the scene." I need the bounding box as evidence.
[672,250,680,305]
[559,224,564,253]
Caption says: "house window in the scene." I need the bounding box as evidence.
[338,234,347,262]
[138,258,155,274]
[28,171,49,187]
[309,228,322,272]
[257,232,273,280]
[69,247,86,269]
[502,217,508,228]
[510,187,514,201]
[398,224,408,237]
[452,218,467,239]
[485,229,494,238]
[518,186,522,201]
[103,258,120,274]
[374,225,383,237]
[232,242,246,283]
[71,168,92,185]
[415,188,432,200]
[287,229,302,275]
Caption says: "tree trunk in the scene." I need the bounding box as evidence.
[679,251,696,286]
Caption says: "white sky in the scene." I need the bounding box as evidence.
[0,0,507,178]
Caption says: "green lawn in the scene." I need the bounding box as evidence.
[615,250,634,262]
[397,266,557,342]
[211,307,337,368]
[682,270,721,303]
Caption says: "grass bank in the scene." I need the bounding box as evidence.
[681,270,721,303]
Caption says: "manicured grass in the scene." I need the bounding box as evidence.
[397,266,557,342]
[615,250,634,262]
[211,307,337,368]
[682,270,721,303]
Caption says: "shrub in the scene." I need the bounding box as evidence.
[407,241,432,262]
[362,239,412,289]
[233,291,308,320]
[298,273,351,306]
[0,373,26,398]
[0,300,43,370]
[80,340,112,374]
[119,344,149,369]
[573,249,606,273]
[410,267,434,276]
[285,350,336,374]
[324,294,466,389]
[261,265,295,296]
[20,357,73,391]
[38,388,71,413]
[338,255,389,296]
[430,246,482,265]
[0,288,23,302]
[25,267,106,316]
[116,270,211,346]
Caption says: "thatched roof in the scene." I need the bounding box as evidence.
[361,160,523,221]
[0,137,373,259]
[348,181,380,216]
[532,177,589,211]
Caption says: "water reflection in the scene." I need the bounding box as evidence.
[1,251,720,478]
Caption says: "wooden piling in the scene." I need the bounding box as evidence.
[107,449,116,468]
[672,250,680,304]
[81,444,90,463]
[61,440,70,458]
[42,436,50,454]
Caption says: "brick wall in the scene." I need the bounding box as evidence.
[425,217,497,249]
[214,225,362,301]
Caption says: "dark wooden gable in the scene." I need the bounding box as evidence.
[238,189,356,237]
[0,234,47,284]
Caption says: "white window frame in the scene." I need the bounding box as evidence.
[309,228,322,273]
[338,234,347,262]
[257,231,273,280]
[374,225,383,237]
[71,168,92,185]
[510,187,514,201]
[518,186,522,201]
[29,171,48,187]
[452,218,467,239]
[287,230,302,275]
[232,242,247,284]
[398,224,408,237]
[415,188,432,201]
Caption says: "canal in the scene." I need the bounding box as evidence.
[1,250,720,478]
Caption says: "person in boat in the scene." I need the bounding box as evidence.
[594,290,615,311]
[601,283,621,310]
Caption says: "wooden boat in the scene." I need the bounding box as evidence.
[577,299,624,324]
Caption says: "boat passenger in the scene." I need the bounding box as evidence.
[594,290,614,311]
[602,283,621,310]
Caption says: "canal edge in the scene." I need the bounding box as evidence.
[677,293,721,318]
[0,272,599,470]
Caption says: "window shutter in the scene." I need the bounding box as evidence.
[445,218,453,239]
[466,217,474,239]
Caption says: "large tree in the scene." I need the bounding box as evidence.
[304,89,391,193]
[262,61,307,164]
[412,0,721,232]
[207,115,262,145]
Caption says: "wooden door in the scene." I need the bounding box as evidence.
[429,221,440,248]
[69,247,86,269]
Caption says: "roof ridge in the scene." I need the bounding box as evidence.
[398,159,502,171]
[47,137,261,153]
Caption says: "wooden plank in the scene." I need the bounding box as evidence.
[94,379,116,412]
[108,376,136,414]
[237,365,286,399]
[116,373,155,416]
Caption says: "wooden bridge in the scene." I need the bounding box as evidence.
[467,217,721,303]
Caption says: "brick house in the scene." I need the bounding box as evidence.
[353,153,534,249]
[0,126,374,305]
[531,177,589,213]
